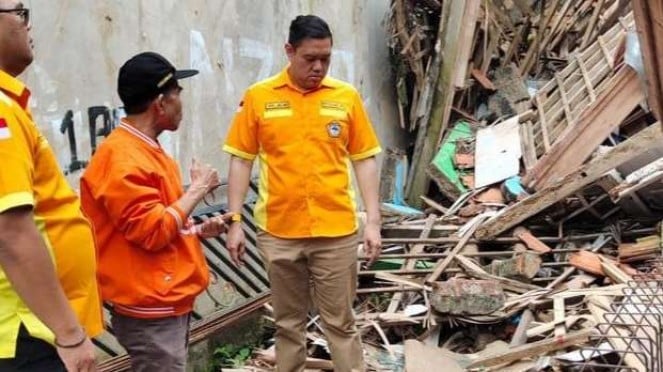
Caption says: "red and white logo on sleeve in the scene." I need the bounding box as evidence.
[0,118,10,140]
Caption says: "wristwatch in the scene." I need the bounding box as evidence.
[229,213,242,224]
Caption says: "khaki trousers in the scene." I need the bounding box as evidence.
[257,231,364,372]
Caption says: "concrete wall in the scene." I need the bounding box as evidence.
[23,0,405,187]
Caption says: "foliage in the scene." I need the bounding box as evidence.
[210,343,254,369]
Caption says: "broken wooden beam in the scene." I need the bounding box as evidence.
[475,123,663,239]
[406,0,481,207]
[618,235,662,263]
[632,0,663,125]
[466,328,594,369]
[425,214,487,284]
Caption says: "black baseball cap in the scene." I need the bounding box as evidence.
[117,51,198,107]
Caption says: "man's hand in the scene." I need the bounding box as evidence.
[225,222,246,267]
[189,158,220,195]
[362,223,382,267]
[196,215,227,238]
[56,336,97,372]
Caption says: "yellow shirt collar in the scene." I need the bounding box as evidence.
[0,70,31,109]
[270,67,338,91]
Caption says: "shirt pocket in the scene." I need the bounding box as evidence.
[259,112,301,153]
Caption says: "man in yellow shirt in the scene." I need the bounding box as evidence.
[0,1,102,371]
[224,15,381,372]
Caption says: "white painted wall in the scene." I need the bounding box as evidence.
[22,0,405,187]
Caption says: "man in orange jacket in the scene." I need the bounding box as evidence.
[81,52,226,371]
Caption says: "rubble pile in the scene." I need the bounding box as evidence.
[350,0,663,370]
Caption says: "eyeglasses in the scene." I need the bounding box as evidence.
[0,8,29,26]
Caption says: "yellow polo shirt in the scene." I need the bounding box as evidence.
[0,70,103,357]
[224,68,381,238]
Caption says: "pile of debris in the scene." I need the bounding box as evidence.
[348,0,663,370]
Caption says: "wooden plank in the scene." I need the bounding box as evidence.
[420,196,449,214]
[386,214,437,313]
[576,55,597,102]
[520,0,561,75]
[476,123,663,239]
[455,1,481,88]
[633,0,663,124]
[597,35,614,68]
[535,95,552,151]
[466,328,593,369]
[425,215,486,284]
[503,22,527,67]
[471,68,496,90]
[580,0,606,49]
[524,66,643,190]
[406,0,480,207]
[480,23,500,74]
[553,297,566,338]
[599,256,633,284]
[393,0,425,90]
[520,121,538,170]
[510,309,534,346]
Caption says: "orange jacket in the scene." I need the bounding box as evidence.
[80,120,209,318]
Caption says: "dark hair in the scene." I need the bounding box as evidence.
[288,15,333,47]
[123,79,179,115]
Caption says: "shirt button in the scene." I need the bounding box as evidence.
[164,275,172,282]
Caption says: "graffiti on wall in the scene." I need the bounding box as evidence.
[59,105,125,175]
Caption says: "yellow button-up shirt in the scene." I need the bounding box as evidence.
[0,70,103,357]
[224,69,381,238]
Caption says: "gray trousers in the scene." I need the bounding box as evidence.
[111,311,191,372]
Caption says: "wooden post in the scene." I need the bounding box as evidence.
[633,0,663,125]
[405,0,480,207]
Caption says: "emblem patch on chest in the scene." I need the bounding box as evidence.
[327,121,342,138]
